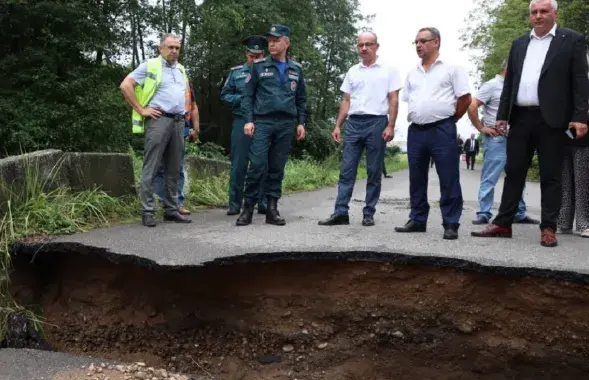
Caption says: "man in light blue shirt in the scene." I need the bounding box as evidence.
[120,33,195,227]
[467,60,539,225]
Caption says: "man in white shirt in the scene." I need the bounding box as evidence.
[394,27,472,240]
[318,31,402,227]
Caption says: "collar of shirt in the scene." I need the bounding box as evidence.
[417,54,445,72]
[159,56,178,68]
[359,57,382,69]
[495,74,505,83]
[530,23,557,40]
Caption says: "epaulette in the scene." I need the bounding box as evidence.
[291,60,303,68]
[254,58,266,64]
[230,64,244,71]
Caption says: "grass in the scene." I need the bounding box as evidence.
[185,153,409,208]
[0,155,138,345]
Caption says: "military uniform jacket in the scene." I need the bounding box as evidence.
[220,63,252,117]
[241,56,307,125]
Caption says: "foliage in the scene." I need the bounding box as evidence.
[0,0,368,161]
[186,150,407,207]
[0,157,138,343]
[461,0,589,83]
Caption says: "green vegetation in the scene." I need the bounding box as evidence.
[0,157,138,344]
[1,0,369,162]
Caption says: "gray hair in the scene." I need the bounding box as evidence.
[529,0,558,11]
[419,27,441,47]
[160,33,181,45]
[359,31,378,44]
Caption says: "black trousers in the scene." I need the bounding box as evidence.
[465,152,476,168]
[493,107,565,230]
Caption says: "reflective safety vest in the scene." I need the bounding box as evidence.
[131,56,189,134]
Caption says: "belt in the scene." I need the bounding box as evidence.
[513,105,541,112]
[349,114,386,120]
[411,116,454,129]
[161,112,186,121]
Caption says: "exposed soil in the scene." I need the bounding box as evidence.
[9,249,589,379]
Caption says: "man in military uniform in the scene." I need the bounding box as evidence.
[236,24,307,226]
[221,35,268,216]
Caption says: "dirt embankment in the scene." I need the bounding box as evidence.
[9,249,589,379]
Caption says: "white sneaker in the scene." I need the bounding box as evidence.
[581,229,589,238]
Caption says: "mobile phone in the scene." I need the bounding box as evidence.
[566,127,577,139]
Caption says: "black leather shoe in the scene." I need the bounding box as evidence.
[266,197,285,226]
[164,212,192,223]
[236,203,254,226]
[142,214,157,227]
[227,209,240,216]
[362,216,375,227]
[443,223,459,240]
[318,214,350,226]
[395,220,426,233]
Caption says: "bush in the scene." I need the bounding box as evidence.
[527,154,540,182]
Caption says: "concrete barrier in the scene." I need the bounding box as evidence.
[0,150,69,205]
[66,152,136,197]
[0,150,136,207]
[185,156,230,179]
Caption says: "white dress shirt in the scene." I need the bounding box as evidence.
[402,56,471,125]
[340,59,403,116]
[516,24,557,107]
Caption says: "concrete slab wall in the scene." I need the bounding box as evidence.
[0,150,136,208]
[66,153,136,197]
[0,150,69,205]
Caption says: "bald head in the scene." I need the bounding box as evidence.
[358,31,378,44]
[357,31,379,64]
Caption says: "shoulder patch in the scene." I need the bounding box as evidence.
[254,58,266,64]
[230,64,244,71]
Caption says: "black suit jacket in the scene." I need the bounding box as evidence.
[497,26,589,129]
[463,138,479,155]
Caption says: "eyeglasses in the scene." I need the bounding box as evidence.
[357,42,377,48]
[412,38,435,45]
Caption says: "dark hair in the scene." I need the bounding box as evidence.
[418,27,441,47]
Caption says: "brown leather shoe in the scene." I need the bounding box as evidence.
[178,206,191,215]
[471,224,512,238]
[541,227,558,247]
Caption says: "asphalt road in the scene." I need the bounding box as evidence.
[43,165,589,274]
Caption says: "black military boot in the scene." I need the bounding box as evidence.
[266,197,286,226]
[236,203,254,226]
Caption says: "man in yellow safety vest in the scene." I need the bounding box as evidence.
[120,33,198,227]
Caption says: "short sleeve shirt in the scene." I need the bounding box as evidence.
[340,60,403,116]
[402,56,471,125]
[475,75,504,127]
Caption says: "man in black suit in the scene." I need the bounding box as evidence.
[463,133,480,170]
[472,0,588,247]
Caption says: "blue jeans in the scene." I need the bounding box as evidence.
[155,138,186,207]
[477,134,527,221]
[334,115,387,217]
[407,118,463,224]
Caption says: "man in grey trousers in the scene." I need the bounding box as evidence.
[120,33,194,227]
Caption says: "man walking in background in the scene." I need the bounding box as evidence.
[236,24,307,226]
[463,133,479,170]
[467,60,539,226]
[221,35,268,216]
[394,27,471,240]
[318,31,401,227]
[472,0,588,247]
[120,33,193,227]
